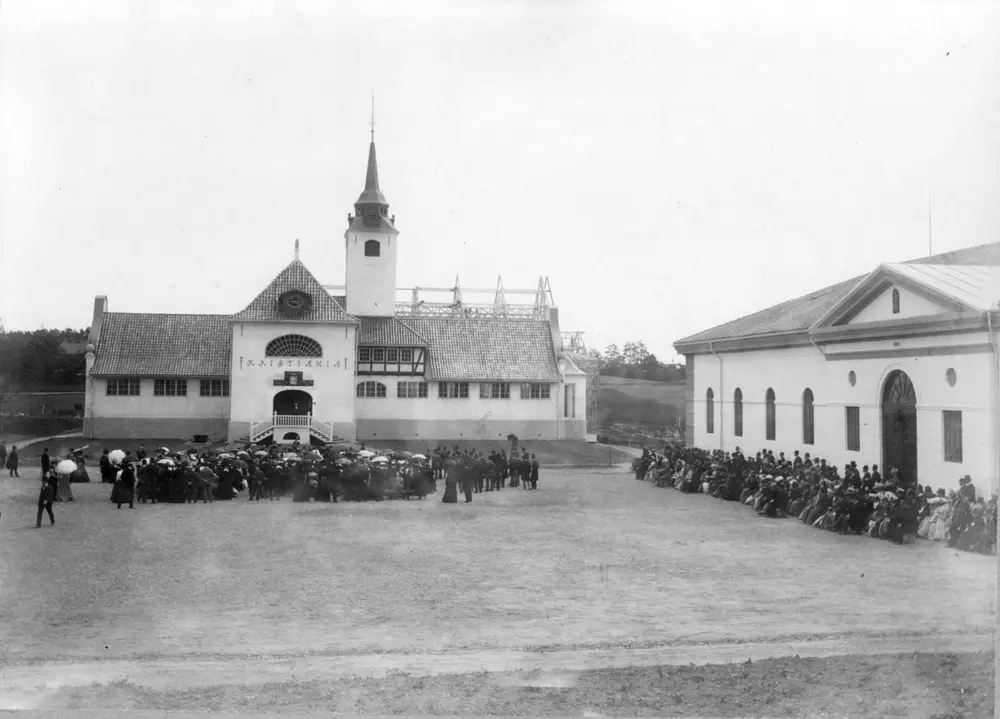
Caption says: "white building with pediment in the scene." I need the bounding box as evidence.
[83,136,589,445]
[673,243,1000,493]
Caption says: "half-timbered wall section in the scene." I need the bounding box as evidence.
[356,346,426,376]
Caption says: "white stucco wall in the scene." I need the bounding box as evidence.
[229,322,357,425]
[91,378,231,419]
[690,330,995,492]
[850,285,945,324]
[344,230,397,317]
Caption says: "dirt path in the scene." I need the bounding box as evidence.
[0,631,989,702]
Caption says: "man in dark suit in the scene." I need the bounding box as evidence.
[530,455,539,490]
[36,473,56,527]
[41,449,51,477]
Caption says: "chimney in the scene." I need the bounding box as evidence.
[548,307,563,357]
[90,296,107,348]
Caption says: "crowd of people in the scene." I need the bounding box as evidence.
[636,445,996,555]
[19,439,542,525]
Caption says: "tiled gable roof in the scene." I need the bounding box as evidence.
[231,260,358,324]
[404,317,561,382]
[675,241,1000,347]
[358,316,429,346]
[92,313,232,377]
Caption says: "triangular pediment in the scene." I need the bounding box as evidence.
[232,259,358,324]
[810,264,979,331]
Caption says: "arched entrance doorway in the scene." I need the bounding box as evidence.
[273,390,312,416]
[881,370,917,487]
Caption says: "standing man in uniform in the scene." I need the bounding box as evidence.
[530,454,539,490]
[461,456,474,503]
[41,448,51,478]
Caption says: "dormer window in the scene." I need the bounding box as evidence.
[891,288,900,314]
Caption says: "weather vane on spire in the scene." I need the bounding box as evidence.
[370,92,376,142]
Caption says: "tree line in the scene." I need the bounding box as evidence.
[0,325,89,396]
[588,341,686,382]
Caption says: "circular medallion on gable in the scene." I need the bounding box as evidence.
[278,290,312,317]
[848,370,857,387]
[946,368,957,387]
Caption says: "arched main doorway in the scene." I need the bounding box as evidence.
[273,389,313,416]
[881,370,917,487]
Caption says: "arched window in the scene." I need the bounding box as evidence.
[802,388,815,445]
[356,381,386,398]
[364,239,381,257]
[265,334,322,357]
[765,388,776,441]
[733,388,743,437]
[706,388,715,434]
[891,288,900,314]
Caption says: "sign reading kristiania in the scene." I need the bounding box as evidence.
[239,358,345,370]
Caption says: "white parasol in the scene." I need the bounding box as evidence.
[411,454,427,460]
[372,456,389,464]
[926,496,948,505]
[358,450,375,458]
[108,449,126,466]
[55,459,78,475]
[335,458,353,466]
[310,449,323,458]
[156,446,170,454]
[218,453,234,460]
[237,451,250,459]
[156,458,176,466]
[254,450,268,457]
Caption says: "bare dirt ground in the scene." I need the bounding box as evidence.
[0,465,994,713]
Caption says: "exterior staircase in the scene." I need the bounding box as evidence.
[250,414,336,444]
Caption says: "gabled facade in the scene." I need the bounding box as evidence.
[83,131,588,444]
[674,244,1000,493]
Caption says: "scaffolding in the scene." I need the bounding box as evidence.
[322,276,557,320]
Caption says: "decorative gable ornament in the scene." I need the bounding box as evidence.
[277,290,313,318]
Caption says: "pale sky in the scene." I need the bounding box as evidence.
[2,0,999,362]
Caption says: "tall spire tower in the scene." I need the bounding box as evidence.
[344,101,399,317]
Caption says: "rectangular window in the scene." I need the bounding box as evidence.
[399,348,413,363]
[439,382,469,399]
[371,348,385,363]
[845,406,860,452]
[397,381,428,398]
[943,410,963,463]
[154,378,187,397]
[386,348,399,363]
[480,382,510,399]
[358,347,371,363]
[564,384,576,418]
[199,379,230,397]
[106,378,140,396]
[520,383,551,399]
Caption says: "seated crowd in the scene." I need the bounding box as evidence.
[636,446,996,554]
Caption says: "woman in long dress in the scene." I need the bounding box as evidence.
[71,452,91,483]
[55,467,74,502]
[441,470,458,503]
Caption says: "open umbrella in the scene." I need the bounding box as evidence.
[411,454,427,460]
[218,453,234,460]
[926,496,948,505]
[55,459,78,475]
[254,450,268,457]
[358,450,375,458]
[237,451,250,459]
[335,458,353,466]
[372,456,389,464]
[156,446,170,454]
[156,458,176,466]
[108,449,126,466]
[310,449,323,458]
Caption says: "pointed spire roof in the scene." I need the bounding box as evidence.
[231,259,359,323]
[356,141,388,206]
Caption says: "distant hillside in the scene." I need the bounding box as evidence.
[595,376,685,433]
